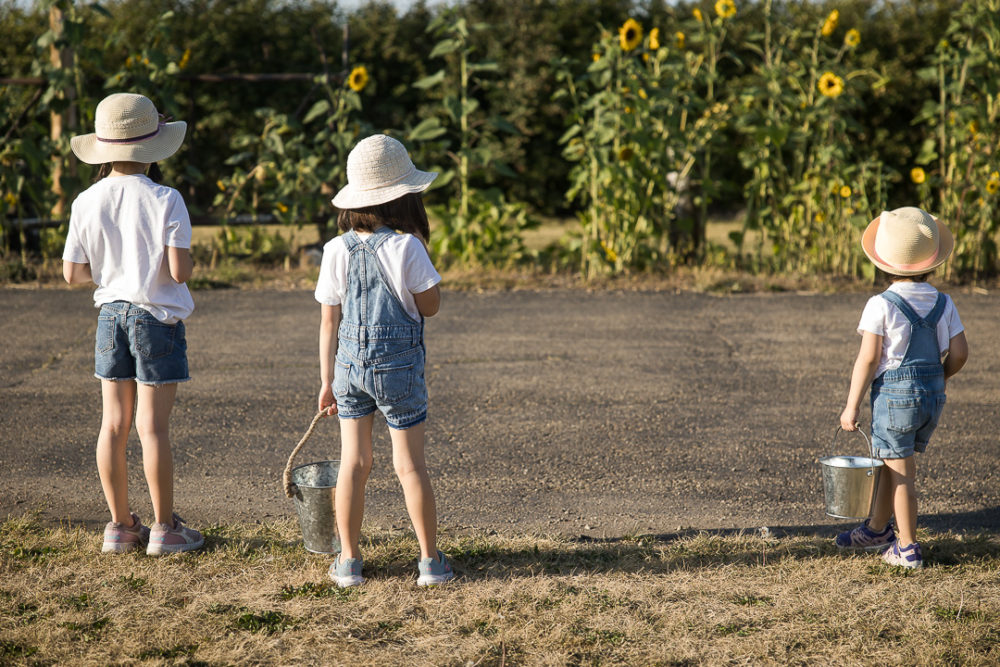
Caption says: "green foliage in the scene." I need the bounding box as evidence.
[414,7,536,267]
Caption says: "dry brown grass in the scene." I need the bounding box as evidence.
[2,515,998,666]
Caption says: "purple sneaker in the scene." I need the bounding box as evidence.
[147,514,204,556]
[882,541,923,569]
[102,512,150,553]
[417,551,454,587]
[835,520,896,551]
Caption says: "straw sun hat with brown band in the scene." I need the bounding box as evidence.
[70,93,186,165]
[861,207,954,277]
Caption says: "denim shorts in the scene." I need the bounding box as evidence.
[332,347,427,430]
[870,382,946,459]
[95,301,190,386]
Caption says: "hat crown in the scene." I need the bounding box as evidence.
[874,207,939,266]
[95,93,160,141]
[346,135,416,192]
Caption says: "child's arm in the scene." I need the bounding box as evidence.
[414,285,440,317]
[944,331,968,381]
[62,260,92,285]
[840,330,882,431]
[167,246,194,284]
[318,303,341,416]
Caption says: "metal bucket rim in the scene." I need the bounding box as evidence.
[290,459,340,490]
[818,455,884,469]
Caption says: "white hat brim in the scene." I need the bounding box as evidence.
[70,121,187,165]
[331,168,437,209]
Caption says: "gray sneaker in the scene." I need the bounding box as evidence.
[417,551,454,587]
[102,512,150,553]
[329,554,365,588]
[147,514,204,556]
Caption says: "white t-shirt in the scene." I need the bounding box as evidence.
[857,282,964,378]
[62,174,194,324]
[314,230,441,322]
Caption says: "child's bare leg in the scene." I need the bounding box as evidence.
[135,383,177,525]
[97,379,136,524]
[337,414,374,560]
[868,461,895,532]
[390,421,437,561]
[883,456,918,545]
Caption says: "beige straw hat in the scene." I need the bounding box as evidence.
[331,134,437,209]
[861,206,953,276]
[70,93,186,165]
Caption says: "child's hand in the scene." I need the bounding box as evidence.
[839,406,860,431]
[318,384,338,417]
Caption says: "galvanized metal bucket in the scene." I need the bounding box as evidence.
[818,427,884,519]
[282,410,341,554]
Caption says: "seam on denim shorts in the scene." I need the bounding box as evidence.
[136,376,192,387]
[94,373,136,382]
[386,411,427,430]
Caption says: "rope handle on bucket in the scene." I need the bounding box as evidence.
[831,425,878,477]
[282,409,330,498]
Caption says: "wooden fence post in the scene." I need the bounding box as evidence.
[48,3,77,218]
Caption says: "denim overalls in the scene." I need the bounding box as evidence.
[870,290,947,459]
[332,228,428,429]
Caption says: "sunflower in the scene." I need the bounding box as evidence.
[987,172,1000,195]
[592,53,601,62]
[839,185,852,198]
[620,18,642,52]
[675,31,685,49]
[844,28,860,48]
[348,66,369,92]
[693,8,703,22]
[818,71,844,98]
[715,0,736,19]
[821,9,839,36]
[649,27,660,50]
[618,146,635,162]
[910,167,926,185]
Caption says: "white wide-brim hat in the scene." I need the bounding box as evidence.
[861,206,954,276]
[71,93,186,165]
[331,134,437,209]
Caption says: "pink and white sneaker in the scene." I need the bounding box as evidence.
[147,514,204,556]
[102,512,150,553]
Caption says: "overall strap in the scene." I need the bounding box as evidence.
[880,289,922,325]
[923,293,947,327]
[341,229,361,251]
[365,226,395,253]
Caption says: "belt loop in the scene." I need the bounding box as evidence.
[359,327,367,348]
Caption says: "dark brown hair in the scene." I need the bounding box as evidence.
[879,268,932,283]
[93,162,163,183]
[336,192,430,241]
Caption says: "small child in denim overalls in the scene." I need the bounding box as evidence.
[315,135,453,587]
[837,207,969,568]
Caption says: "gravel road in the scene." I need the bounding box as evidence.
[2,286,997,538]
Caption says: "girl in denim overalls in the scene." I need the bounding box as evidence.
[837,207,968,568]
[315,135,453,587]
[62,93,203,555]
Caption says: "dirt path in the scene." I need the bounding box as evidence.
[2,286,998,538]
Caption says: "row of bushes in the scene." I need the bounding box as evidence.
[1,0,998,278]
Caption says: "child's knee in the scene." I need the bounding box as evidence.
[393,458,426,480]
[342,457,373,479]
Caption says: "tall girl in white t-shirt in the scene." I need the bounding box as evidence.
[62,93,203,555]
[315,135,453,587]
[837,207,968,569]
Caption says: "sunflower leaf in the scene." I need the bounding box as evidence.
[409,118,448,142]
[429,39,462,59]
[413,70,446,89]
[303,100,330,124]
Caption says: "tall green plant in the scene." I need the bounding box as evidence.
[410,8,534,268]
[734,0,888,276]
[915,0,1000,280]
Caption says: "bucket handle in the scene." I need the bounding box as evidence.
[831,425,878,477]
[282,409,330,498]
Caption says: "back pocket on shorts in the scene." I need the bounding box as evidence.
[134,318,176,360]
[886,396,923,433]
[373,363,414,404]
[96,315,116,353]
[333,360,352,399]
